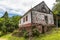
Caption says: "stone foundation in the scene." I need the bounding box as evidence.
[19,24,52,34]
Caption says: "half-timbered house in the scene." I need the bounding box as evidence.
[19,1,54,33]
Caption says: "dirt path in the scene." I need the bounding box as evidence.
[0,38,7,40]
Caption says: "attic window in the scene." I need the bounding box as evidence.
[42,9,46,12]
[26,15,28,21]
[41,6,46,13]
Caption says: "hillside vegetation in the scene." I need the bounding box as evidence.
[0,11,21,36]
[0,28,60,40]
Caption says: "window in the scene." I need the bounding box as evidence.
[45,16,48,23]
[23,18,25,22]
[41,5,47,13]
[26,15,28,21]
[42,9,46,12]
[23,15,28,23]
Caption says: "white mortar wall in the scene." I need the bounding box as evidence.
[19,12,31,25]
[19,11,54,26]
[32,11,54,25]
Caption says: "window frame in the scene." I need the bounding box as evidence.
[23,17,25,22]
[45,16,48,24]
[26,15,28,21]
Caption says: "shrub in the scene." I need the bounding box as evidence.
[32,28,40,37]
[23,26,40,38]
[23,31,29,38]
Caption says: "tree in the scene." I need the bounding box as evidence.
[2,11,8,19]
[0,11,22,33]
[53,2,60,14]
[53,1,60,27]
[0,18,5,31]
[56,0,60,2]
[11,15,21,29]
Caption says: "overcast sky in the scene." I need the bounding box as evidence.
[0,0,56,17]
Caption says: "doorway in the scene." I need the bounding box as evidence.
[42,26,44,33]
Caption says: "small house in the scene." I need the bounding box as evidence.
[19,1,54,33]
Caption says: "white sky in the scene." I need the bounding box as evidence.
[0,0,56,16]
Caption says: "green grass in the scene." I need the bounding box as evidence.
[33,28,60,40]
[0,28,60,40]
[1,33,25,40]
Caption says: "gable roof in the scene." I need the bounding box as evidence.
[21,1,52,19]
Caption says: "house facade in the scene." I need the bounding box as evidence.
[19,1,54,33]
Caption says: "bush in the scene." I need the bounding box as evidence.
[20,29,29,38]
[23,31,29,38]
[23,26,40,38]
[31,26,40,37]
[32,29,40,37]
[1,25,7,33]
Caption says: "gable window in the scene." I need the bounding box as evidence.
[23,18,25,22]
[42,9,46,13]
[26,15,28,21]
[41,5,47,13]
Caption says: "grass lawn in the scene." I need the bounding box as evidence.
[0,28,60,40]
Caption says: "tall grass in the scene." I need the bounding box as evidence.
[33,28,60,40]
[0,28,60,40]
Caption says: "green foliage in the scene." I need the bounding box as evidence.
[1,25,7,33]
[0,11,21,34]
[32,29,40,37]
[33,28,60,40]
[0,18,5,30]
[12,30,23,37]
[0,31,5,37]
[11,15,21,29]
[19,29,29,38]
[0,28,60,40]
[56,0,60,2]
[53,2,60,14]
[22,26,40,38]
[32,26,40,37]
[23,31,29,38]
[53,1,60,27]
[1,34,25,40]
[53,0,60,15]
